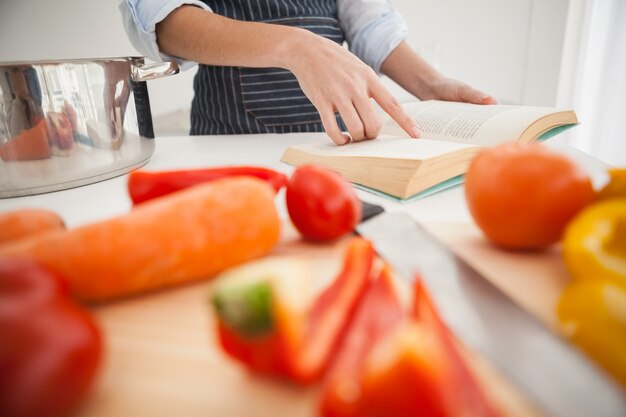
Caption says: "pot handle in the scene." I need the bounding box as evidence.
[131,61,179,82]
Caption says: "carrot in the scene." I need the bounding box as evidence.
[0,177,281,302]
[0,208,65,245]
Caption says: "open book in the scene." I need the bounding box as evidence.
[280,100,578,201]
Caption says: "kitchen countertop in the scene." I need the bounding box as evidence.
[0,133,609,227]
[0,133,488,226]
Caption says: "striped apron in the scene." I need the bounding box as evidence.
[192,0,344,135]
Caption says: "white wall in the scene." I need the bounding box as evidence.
[387,0,569,106]
[0,0,568,126]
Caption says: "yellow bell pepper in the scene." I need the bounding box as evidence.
[560,197,626,387]
[562,198,626,285]
[557,279,626,387]
[597,168,626,201]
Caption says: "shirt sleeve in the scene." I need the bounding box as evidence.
[119,0,212,70]
[337,0,408,73]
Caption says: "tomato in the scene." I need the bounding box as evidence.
[286,165,361,241]
[465,143,596,250]
[0,258,102,417]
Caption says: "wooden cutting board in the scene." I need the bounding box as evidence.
[422,222,572,332]
[78,223,548,417]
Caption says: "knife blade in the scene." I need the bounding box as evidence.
[356,204,626,417]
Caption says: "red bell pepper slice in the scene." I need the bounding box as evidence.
[320,269,501,417]
[0,258,103,417]
[320,263,405,417]
[410,280,500,417]
[128,166,288,204]
[213,237,375,384]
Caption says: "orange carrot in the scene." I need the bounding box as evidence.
[0,177,281,302]
[0,208,65,245]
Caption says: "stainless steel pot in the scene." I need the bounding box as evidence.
[0,57,178,198]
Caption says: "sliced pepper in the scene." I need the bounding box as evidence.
[211,237,375,384]
[320,267,501,417]
[128,166,288,204]
[0,258,102,417]
[319,264,405,417]
[557,279,626,387]
[562,198,626,285]
[597,168,626,201]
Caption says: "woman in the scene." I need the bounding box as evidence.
[120,0,496,144]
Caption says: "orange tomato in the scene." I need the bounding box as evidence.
[465,143,596,250]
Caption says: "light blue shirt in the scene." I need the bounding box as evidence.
[119,0,407,73]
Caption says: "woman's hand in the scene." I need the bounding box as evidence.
[418,77,497,105]
[157,7,419,144]
[381,41,497,106]
[284,30,419,145]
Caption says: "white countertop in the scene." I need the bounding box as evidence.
[0,133,473,227]
[0,133,607,228]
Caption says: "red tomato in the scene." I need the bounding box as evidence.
[286,165,361,241]
[465,143,596,250]
[0,258,102,417]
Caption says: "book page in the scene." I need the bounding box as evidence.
[288,135,473,160]
[383,100,563,146]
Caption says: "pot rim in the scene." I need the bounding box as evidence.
[0,56,146,67]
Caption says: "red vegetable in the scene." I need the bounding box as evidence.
[212,237,375,384]
[0,258,102,417]
[128,166,288,204]
[320,264,405,417]
[286,165,361,241]
[320,268,501,417]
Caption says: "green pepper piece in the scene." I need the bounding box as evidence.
[212,280,273,337]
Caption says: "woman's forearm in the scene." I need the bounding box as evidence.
[155,5,309,70]
[380,41,444,100]
[381,40,495,104]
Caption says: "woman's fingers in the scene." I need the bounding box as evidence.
[354,98,382,139]
[429,78,497,105]
[369,81,420,138]
[327,97,383,143]
[336,101,366,142]
[463,87,497,104]
[318,104,350,145]
[323,88,407,143]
